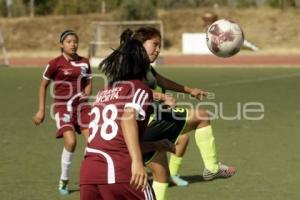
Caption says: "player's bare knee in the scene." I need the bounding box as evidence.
[153,170,170,182]
[63,131,77,152]
[190,108,209,121]
[196,109,210,127]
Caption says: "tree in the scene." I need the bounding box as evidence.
[119,0,157,20]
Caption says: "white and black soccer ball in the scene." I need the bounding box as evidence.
[206,19,244,58]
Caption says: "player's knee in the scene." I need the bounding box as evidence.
[65,141,77,152]
[192,108,210,124]
[63,131,77,152]
[149,153,170,182]
[152,170,170,182]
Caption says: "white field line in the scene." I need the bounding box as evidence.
[208,73,300,87]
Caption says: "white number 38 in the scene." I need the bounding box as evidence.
[88,104,118,143]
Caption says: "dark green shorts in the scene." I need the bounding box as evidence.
[142,107,188,164]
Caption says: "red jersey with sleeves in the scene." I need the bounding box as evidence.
[42,54,92,103]
[80,80,153,185]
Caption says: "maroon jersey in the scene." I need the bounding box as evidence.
[43,54,92,103]
[80,80,153,185]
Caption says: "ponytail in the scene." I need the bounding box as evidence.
[120,28,134,44]
[100,39,150,83]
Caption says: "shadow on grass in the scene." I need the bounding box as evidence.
[69,189,80,194]
[169,175,205,187]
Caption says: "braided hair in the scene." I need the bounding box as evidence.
[100,30,150,83]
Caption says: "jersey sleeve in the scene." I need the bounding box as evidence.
[42,61,57,80]
[124,84,152,120]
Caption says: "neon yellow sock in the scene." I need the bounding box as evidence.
[169,155,183,176]
[152,181,168,200]
[195,125,218,173]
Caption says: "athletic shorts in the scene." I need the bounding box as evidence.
[142,107,188,163]
[54,103,90,138]
[80,182,155,200]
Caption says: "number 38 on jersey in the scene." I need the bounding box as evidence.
[88,104,118,143]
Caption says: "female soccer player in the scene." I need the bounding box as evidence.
[32,30,92,195]
[80,33,176,200]
[121,27,236,200]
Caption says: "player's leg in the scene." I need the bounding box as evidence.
[147,152,169,200]
[54,104,79,194]
[150,107,189,187]
[143,107,188,191]
[169,133,189,186]
[142,109,187,164]
[59,130,77,195]
[183,108,236,180]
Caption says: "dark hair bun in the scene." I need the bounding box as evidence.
[120,29,134,44]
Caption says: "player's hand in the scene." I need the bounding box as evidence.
[189,88,208,100]
[154,139,176,153]
[130,161,148,191]
[32,110,45,125]
[163,95,177,108]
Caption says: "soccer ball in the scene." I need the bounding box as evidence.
[206,19,244,58]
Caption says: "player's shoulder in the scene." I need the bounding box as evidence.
[125,80,153,101]
[77,55,90,64]
[109,80,152,98]
[125,79,151,92]
[48,55,64,66]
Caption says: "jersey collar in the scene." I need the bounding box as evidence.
[62,52,78,62]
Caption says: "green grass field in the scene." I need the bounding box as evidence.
[1,66,300,200]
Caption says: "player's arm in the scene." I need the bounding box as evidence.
[84,79,92,96]
[80,79,92,101]
[85,61,93,96]
[152,90,176,108]
[121,107,148,191]
[32,79,50,125]
[155,72,208,99]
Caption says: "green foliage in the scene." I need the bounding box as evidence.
[227,0,299,8]
[0,0,54,17]
[53,0,78,15]
[153,0,228,8]
[227,0,256,7]
[6,0,26,17]
[268,0,280,7]
[106,0,122,10]
[34,0,57,15]
[152,0,299,8]
[0,0,298,17]
[0,0,7,17]
[53,0,106,15]
[119,0,157,20]
[0,0,27,17]
[77,0,103,14]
